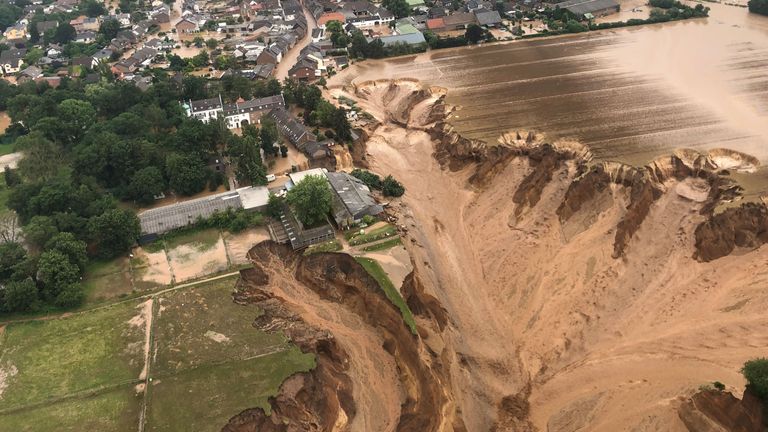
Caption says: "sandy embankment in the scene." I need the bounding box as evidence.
[322,79,768,431]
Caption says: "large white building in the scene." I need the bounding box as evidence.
[183,94,286,129]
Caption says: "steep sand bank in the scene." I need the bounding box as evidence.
[323,79,768,431]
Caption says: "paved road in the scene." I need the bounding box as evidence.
[274,3,317,81]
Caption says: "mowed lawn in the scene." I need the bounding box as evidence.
[0,301,146,413]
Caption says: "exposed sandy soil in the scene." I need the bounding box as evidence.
[166,237,229,283]
[0,112,10,133]
[0,152,21,171]
[223,228,270,266]
[318,79,768,431]
[131,248,173,288]
[357,245,412,292]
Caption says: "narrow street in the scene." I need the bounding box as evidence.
[274,3,317,81]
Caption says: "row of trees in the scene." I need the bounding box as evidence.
[351,169,405,197]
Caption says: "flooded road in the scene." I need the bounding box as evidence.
[331,3,768,166]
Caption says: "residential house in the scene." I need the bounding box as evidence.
[184,94,286,129]
[75,31,96,43]
[341,1,395,27]
[176,17,199,33]
[474,10,502,27]
[441,11,477,31]
[281,0,302,20]
[3,23,27,41]
[311,27,324,42]
[91,48,113,68]
[0,49,26,75]
[36,20,58,34]
[267,107,316,146]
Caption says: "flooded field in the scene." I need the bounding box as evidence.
[332,3,768,167]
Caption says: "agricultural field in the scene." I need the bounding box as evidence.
[0,276,314,432]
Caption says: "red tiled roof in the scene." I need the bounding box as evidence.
[426,17,445,29]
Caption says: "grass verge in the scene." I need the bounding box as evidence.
[354,257,417,334]
[362,237,402,252]
[303,239,342,255]
[348,224,397,246]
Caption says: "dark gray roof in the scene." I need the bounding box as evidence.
[325,172,384,223]
[190,96,223,112]
[557,0,619,15]
[475,10,502,25]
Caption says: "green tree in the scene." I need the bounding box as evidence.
[260,119,279,156]
[205,38,219,49]
[466,24,484,44]
[742,358,768,399]
[382,0,411,18]
[24,215,59,249]
[82,0,107,17]
[99,18,121,40]
[129,167,166,205]
[46,232,88,272]
[58,99,97,145]
[88,208,140,258]
[286,175,332,227]
[23,47,44,66]
[0,242,26,281]
[4,166,21,187]
[166,153,208,195]
[54,283,85,308]
[235,135,267,186]
[37,249,80,298]
[382,175,405,197]
[3,279,38,312]
[53,23,77,44]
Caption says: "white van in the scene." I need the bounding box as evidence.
[266,174,276,182]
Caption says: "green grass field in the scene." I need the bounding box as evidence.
[152,277,289,374]
[362,237,403,252]
[0,301,146,411]
[0,387,141,432]
[303,239,342,255]
[355,257,417,334]
[146,349,314,432]
[82,258,134,305]
[0,142,14,157]
[348,224,398,246]
[0,276,315,431]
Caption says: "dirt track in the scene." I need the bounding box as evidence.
[321,79,768,431]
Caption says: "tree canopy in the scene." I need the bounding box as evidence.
[748,0,768,15]
[286,175,333,227]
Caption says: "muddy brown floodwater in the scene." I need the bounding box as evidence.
[331,3,768,168]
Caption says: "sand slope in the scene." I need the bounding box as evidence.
[330,79,768,431]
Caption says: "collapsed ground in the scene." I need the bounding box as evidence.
[300,79,768,431]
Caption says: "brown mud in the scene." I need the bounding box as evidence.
[325,79,768,431]
[223,242,451,431]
